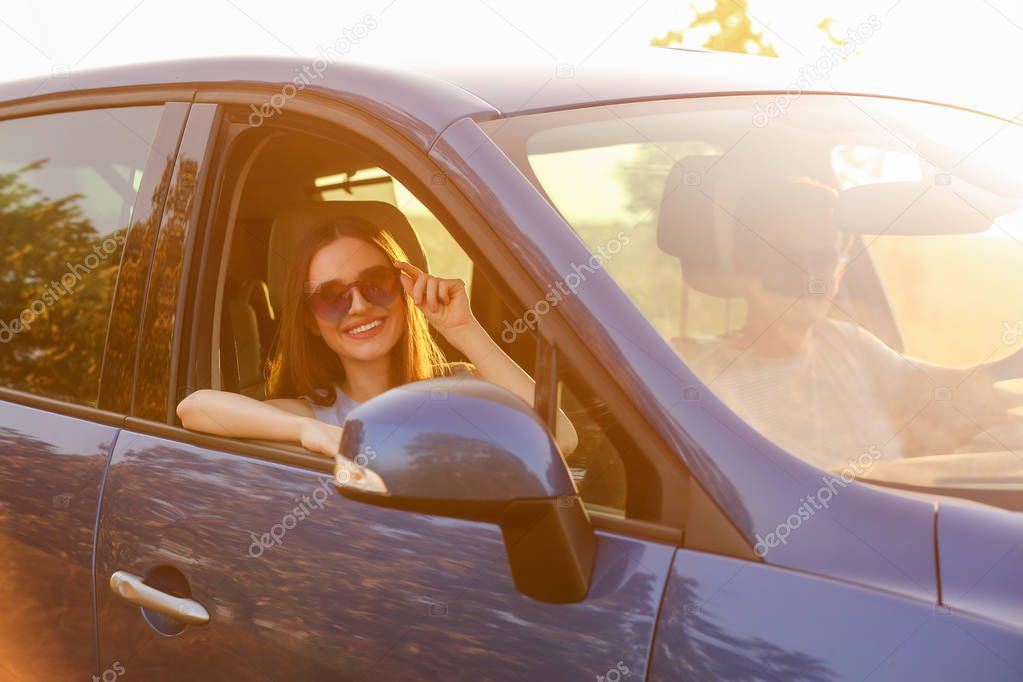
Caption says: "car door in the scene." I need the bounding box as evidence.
[648,544,1023,681]
[92,98,679,680]
[0,99,187,680]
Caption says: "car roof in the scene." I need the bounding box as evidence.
[407,48,804,114]
[0,51,981,147]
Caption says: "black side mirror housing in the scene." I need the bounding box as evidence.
[334,377,596,603]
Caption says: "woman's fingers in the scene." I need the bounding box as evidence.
[395,260,430,305]
[394,261,464,313]
[439,278,464,304]
[301,421,342,458]
[425,277,438,312]
[395,261,426,287]
[394,260,419,296]
[412,269,429,305]
[398,269,414,295]
[393,260,421,278]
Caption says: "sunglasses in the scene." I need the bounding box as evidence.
[306,265,402,322]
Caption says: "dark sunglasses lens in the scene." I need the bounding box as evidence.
[359,268,399,306]
[309,282,351,321]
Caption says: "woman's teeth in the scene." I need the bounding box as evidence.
[348,319,383,334]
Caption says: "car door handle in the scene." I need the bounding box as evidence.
[109,571,210,626]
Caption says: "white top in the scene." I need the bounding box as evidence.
[681,320,920,472]
[304,385,361,428]
[302,363,476,428]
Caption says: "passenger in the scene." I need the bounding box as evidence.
[178,217,577,458]
[680,178,1017,472]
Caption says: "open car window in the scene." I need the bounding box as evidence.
[209,118,630,514]
[214,130,474,399]
[483,94,1023,513]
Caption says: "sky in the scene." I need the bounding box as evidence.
[0,0,1021,119]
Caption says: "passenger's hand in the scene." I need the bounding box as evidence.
[989,345,1023,383]
[395,260,476,336]
[299,418,343,458]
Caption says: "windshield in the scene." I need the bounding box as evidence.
[482,94,1023,511]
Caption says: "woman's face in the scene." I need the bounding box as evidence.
[306,236,405,366]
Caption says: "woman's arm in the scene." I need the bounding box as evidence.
[396,261,579,455]
[444,324,579,454]
[176,390,341,457]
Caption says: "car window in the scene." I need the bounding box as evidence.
[0,106,163,406]
[483,95,1023,511]
[186,118,640,517]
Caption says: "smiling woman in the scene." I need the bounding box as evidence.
[177,209,579,459]
[270,218,449,407]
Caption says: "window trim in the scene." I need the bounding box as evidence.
[0,86,197,125]
[0,386,125,428]
[130,103,221,422]
[123,415,332,472]
[100,101,191,413]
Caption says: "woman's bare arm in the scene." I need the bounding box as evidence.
[444,325,580,455]
[176,390,341,457]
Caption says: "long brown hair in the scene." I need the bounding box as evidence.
[266,216,449,405]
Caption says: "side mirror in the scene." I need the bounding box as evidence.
[333,376,596,603]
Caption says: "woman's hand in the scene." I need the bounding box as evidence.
[299,417,343,458]
[394,261,580,455]
[395,260,478,338]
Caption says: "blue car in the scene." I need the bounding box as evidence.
[2,51,1023,680]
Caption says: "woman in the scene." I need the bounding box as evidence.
[177,216,577,459]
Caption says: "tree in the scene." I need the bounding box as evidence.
[651,0,778,56]
[0,160,125,406]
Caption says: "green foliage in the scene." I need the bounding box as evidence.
[0,161,125,406]
[651,0,778,56]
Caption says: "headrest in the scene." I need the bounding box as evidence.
[657,155,747,296]
[228,218,269,282]
[267,201,429,312]
[659,154,851,297]
[734,178,838,246]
